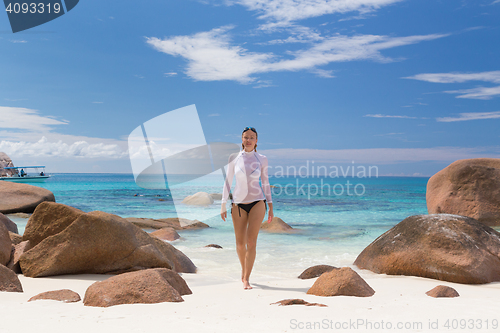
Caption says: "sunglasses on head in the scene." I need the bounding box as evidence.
[243,127,257,133]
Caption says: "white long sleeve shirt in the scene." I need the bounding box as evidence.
[222,150,273,204]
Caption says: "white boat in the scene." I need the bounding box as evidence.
[0,166,50,183]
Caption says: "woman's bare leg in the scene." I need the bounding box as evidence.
[231,204,249,283]
[242,201,266,289]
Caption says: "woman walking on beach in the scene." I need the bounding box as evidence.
[221,127,274,290]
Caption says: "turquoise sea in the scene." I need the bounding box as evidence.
[11,173,429,280]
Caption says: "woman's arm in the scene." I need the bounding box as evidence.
[221,153,236,221]
[261,156,274,223]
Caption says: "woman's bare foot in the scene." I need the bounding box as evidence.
[242,280,252,289]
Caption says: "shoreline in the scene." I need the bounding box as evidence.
[2,268,500,333]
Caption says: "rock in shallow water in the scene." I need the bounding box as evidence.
[125,217,208,230]
[354,214,500,284]
[204,244,222,249]
[0,181,55,214]
[260,217,295,233]
[182,192,214,206]
[150,227,180,241]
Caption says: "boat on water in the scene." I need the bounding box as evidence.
[0,166,50,183]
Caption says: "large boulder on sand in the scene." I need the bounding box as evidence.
[83,268,191,307]
[427,158,500,226]
[306,267,375,297]
[19,203,196,277]
[0,222,12,266]
[182,192,214,206]
[0,181,55,214]
[354,214,500,284]
[22,202,85,248]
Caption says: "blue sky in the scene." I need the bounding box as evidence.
[1,0,499,176]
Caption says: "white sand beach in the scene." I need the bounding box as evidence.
[2,268,500,333]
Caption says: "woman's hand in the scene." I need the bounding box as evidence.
[267,203,274,223]
[267,209,274,223]
[221,203,227,221]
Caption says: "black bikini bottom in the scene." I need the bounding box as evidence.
[232,200,267,217]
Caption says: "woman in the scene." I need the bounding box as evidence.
[221,127,274,290]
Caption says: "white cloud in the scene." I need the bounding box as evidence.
[147,26,275,84]
[310,68,335,78]
[164,72,178,77]
[0,136,128,159]
[404,71,500,100]
[257,25,324,44]
[226,0,402,27]
[364,114,418,119]
[0,106,68,131]
[444,86,500,100]
[147,27,447,84]
[253,80,276,88]
[404,71,500,84]
[436,111,500,122]
[0,106,129,160]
